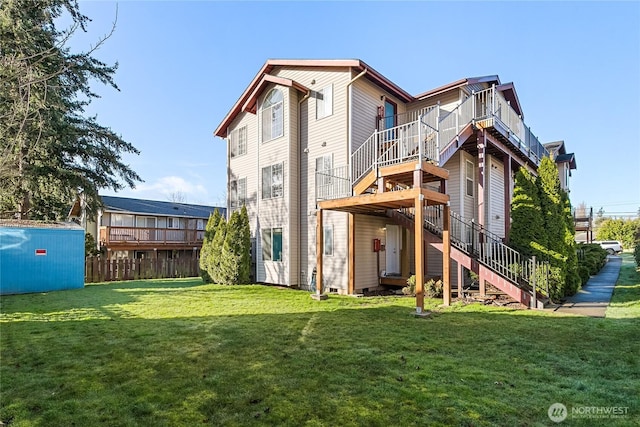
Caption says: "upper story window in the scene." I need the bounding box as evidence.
[261,89,283,142]
[111,214,134,227]
[262,163,283,199]
[167,217,180,229]
[465,160,474,197]
[316,84,333,119]
[230,126,247,158]
[230,177,247,208]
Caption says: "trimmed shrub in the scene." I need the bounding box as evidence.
[403,276,443,298]
[578,265,591,285]
[200,209,221,283]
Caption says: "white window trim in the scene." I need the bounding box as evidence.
[323,225,333,256]
[230,177,247,208]
[465,160,474,198]
[229,126,248,158]
[261,227,283,262]
[261,89,284,143]
[316,84,333,120]
[261,162,284,200]
[167,217,180,229]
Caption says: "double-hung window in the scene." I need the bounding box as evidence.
[465,160,474,197]
[230,177,247,208]
[261,227,283,261]
[316,84,333,119]
[229,126,247,158]
[261,163,283,199]
[167,217,180,229]
[261,89,283,142]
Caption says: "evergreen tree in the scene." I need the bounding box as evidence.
[199,209,221,283]
[238,205,251,283]
[219,210,242,284]
[509,167,546,256]
[561,189,580,295]
[537,156,576,298]
[0,0,140,220]
[208,215,227,283]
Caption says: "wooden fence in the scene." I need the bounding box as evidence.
[85,257,200,283]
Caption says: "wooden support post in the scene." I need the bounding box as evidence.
[457,263,463,300]
[442,203,451,306]
[348,213,355,295]
[414,194,424,313]
[312,209,327,300]
[413,167,422,189]
[377,176,386,193]
[477,131,486,229]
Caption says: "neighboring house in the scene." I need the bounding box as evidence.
[543,140,577,192]
[214,59,576,309]
[70,196,225,260]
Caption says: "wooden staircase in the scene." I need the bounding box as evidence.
[387,209,548,308]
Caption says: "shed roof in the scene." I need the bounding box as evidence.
[99,196,224,219]
[0,219,83,230]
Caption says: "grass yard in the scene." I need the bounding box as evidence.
[606,253,640,318]
[1,274,638,426]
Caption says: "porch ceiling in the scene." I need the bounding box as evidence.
[317,187,449,215]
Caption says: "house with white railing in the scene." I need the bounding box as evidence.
[214,59,576,311]
[70,195,225,261]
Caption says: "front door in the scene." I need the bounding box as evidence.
[384,100,397,130]
[385,224,401,275]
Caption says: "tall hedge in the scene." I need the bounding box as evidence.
[218,210,251,284]
[537,157,579,298]
[199,209,221,283]
[510,167,546,256]
[238,205,251,282]
[208,216,227,283]
[509,158,580,300]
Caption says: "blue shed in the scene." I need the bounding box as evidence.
[0,220,85,295]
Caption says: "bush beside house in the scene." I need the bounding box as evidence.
[200,207,250,285]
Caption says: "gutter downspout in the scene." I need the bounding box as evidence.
[298,90,310,288]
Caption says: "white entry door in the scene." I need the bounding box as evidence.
[386,224,401,275]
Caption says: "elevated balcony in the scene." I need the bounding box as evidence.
[316,86,549,202]
[99,226,205,251]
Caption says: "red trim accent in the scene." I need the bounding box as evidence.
[35,249,47,255]
[241,75,310,114]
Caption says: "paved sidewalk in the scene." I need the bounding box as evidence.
[553,255,621,318]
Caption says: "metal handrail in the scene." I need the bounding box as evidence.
[315,166,351,200]
[400,206,549,296]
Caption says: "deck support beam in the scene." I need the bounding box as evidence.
[442,203,451,306]
[414,194,425,313]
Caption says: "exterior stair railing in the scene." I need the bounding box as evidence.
[350,86,550,190]
[397,205,550,298]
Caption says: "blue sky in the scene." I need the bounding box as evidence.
[72,1,640,215]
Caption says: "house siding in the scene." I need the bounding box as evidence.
[488,155,505,238]
[354,214,387,291]
[351,77,406,152]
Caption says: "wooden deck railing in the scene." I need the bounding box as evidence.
[99,226,205,246]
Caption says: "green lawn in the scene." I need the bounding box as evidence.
[1,277,638,426]
[606,253,640,318]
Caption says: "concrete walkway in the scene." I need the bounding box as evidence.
[553,255,621,318]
